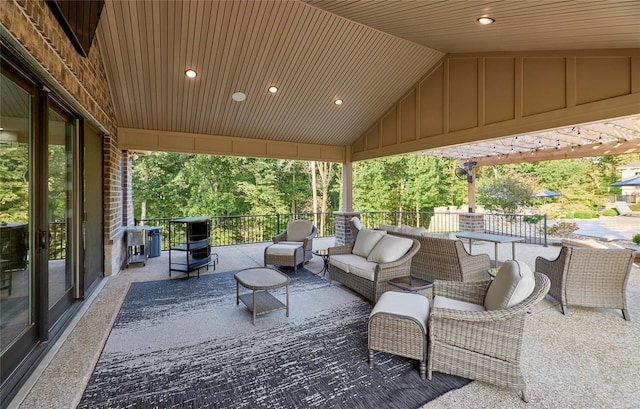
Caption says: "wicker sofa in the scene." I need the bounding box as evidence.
[328,229,420,303]
[387,231,490,282]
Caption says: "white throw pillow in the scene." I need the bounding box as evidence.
[378,224,399,232]
[484,260,535,310]
[367,234,414,263]
[352,229,387,258]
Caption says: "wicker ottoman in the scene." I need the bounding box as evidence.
[264,243,304,273]
[368,291,431,379]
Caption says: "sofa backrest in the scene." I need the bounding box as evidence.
[564,246,634,297]
[390,231,487,282]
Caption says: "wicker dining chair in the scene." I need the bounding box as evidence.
[427,272,550,402]
[535,246,635,320]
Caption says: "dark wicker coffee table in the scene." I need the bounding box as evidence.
[235,267,290,325]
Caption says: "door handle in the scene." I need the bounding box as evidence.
[39,230,48,250]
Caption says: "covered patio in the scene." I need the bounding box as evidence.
[13,234,640,408]
[2,0,640,406]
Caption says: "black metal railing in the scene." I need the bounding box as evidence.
[136,210,547,251]
[483,213,548,246]
[604,194,637,204]
[136,212,337,250]
[48,221,66,260]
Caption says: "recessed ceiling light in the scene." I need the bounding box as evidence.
[185,69,197,78]
[232,92,246,102]
[477,17,495,25]
[334,99,343,105]
[268,86,278,93]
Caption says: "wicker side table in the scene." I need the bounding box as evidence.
[235,267,290,325]
[388,275,433,298]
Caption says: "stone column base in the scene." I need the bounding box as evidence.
[334,211,361,246]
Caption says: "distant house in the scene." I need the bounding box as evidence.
[617,161,640,202]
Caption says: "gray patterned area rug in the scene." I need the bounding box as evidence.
[78,268,470,408]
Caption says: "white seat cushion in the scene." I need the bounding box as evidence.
[265,243,301,256]
[367,235,414,263]
[279,241,304,246]
[286,220,313,242]
[484,260,535,310]
[329,254,361,273]
[352,229,386,258]
[433,295,485,312]
[371,291,431,332]
[348,258,378,281]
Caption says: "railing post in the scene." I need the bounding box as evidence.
[543,214,548,247]
[276,213,280,236]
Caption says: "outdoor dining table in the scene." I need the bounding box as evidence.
[455,231,524,268]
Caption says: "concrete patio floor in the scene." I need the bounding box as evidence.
[10,235,640,408]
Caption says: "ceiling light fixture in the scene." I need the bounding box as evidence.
[268,86,278,93]
[334,99,343,105]
[232,92,246,102]
[185,69,197,78]
[477,16,495,25]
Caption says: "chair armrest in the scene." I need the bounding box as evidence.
[305,226,318,241]
[301,226,318,250]
[272,230,287,243]
[433,279,491,305]
[455,241,491,281]
[328,243,355,256]
[429,307,528,360]
[535,247,569,293]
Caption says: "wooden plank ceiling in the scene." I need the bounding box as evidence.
[96,0,443,147]
[95,0,640,156]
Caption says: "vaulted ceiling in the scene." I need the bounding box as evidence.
[95,0,640,158]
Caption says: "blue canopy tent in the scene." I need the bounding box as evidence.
[611,176,640,186]
[532,190,562,197]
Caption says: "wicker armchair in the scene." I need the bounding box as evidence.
[272,220,317,263]
[428,272,550,402]
[390,232,490,282]
[535,246,634,320]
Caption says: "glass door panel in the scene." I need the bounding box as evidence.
[47,107,74,318]
[0,73,33,355]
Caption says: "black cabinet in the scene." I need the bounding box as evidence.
[169,217,211,277]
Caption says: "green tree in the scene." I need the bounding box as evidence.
[477,174,533,214]
[0,143,29,223]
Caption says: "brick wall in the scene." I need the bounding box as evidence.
[2,0,124,275]
[459,213,485,232]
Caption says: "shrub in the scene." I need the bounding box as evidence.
[572,210,599,219]
[601,208,619,216]
[548,221,579,236]
[523,215,543,224]
[633,234,640,245]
